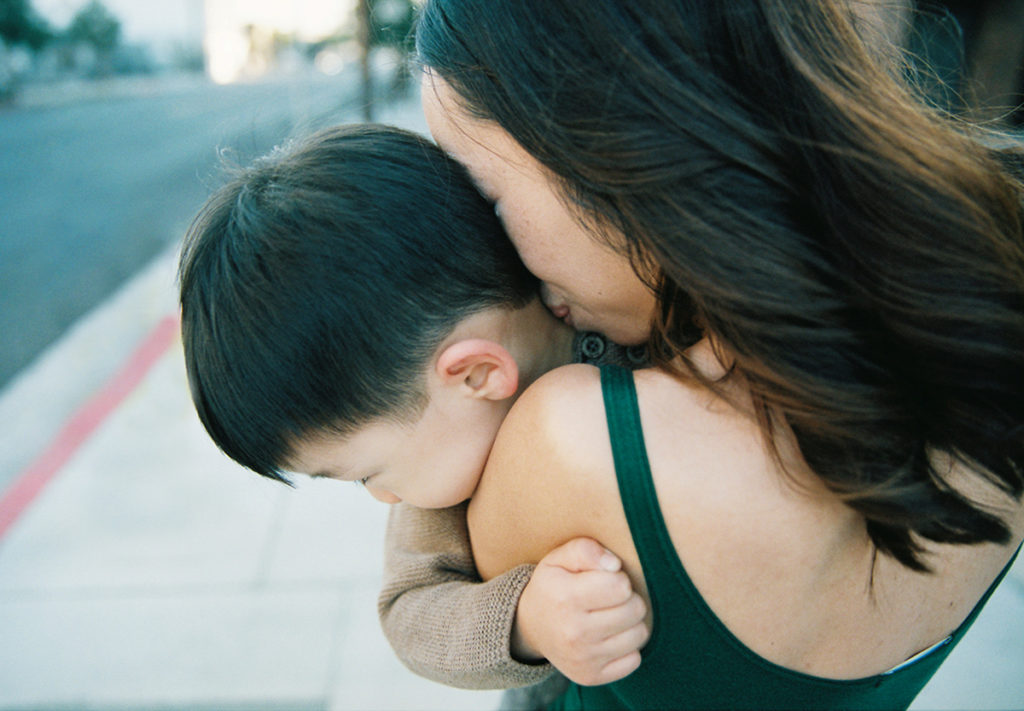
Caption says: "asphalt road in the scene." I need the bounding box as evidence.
[0,70,371,388]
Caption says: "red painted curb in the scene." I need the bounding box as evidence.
[0,313,181,540]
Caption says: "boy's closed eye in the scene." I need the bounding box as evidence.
[307,470,371,486]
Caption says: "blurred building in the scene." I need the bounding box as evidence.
[32,0,207,75]
[202,0,358,84]
[29,0,368,82]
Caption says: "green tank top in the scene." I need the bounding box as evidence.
[551,365,1020,710]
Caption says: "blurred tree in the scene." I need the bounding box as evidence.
[0,0,53,51]
[66,0,120,56]
[369,0,415,52]
[358,0,371,120]
[357,0,415,120]
[0,0,52,102]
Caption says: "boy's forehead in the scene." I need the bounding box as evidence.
[284,428,361,479]
[284,417,409,479]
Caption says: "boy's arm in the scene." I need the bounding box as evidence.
[377,501,557,689]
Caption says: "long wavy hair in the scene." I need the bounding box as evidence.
[416,0,1024,570]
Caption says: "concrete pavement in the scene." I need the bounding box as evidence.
[0,90,1021,711]
[0,91,502,711]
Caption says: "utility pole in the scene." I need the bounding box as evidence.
[357,0,373,121]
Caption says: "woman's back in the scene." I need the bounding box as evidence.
[468,341,1024,688]
[629,346,1024,680]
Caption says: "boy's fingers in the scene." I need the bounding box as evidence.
[585,592,649,641]
[596,650,643,686]
[539,536,621,573]
[556,569,635,610]
[602,615,651,655]
[589,590,647,626]
[577,622,648,685]
[572,643,644,687]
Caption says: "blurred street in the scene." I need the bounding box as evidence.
[0,68,367,392]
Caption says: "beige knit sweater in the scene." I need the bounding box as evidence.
[377,501,557,689]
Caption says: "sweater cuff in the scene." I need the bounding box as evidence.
[433,562,555,689]
[484,563,557,686]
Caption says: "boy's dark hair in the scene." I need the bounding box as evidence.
[178,124,537,482]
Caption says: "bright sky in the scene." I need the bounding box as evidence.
[34,0,201,42]
[33,0,355,43]
[205,0,357,41]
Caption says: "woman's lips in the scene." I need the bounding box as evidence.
[541,285,573,326]
[547,302,573,327]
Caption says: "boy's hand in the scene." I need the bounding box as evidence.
[511,537,649,686]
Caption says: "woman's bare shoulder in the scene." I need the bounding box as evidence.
[466,362,737,580]
[467,364,620,580]
[506,363,719,464]
[500,363,622,469]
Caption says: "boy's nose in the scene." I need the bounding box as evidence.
[367,486,401,504]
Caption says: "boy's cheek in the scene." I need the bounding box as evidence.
[366,486,402,504]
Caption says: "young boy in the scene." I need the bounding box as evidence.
[177,124,649,702]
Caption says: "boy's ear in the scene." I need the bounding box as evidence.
[435,339,519,401]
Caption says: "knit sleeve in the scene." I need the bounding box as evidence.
[377,502,557,690]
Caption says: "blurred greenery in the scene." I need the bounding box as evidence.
[0,0,53,51]
[369,0,415,51]
[67,0,121,55]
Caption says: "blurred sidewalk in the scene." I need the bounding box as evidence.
[8,72,213,110]
[0,91,1021,711]
[0,92,501,711]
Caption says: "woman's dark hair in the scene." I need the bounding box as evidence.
[416,0,1024,569]
[178,124,536,482]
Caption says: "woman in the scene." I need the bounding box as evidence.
[416,0,1024,708]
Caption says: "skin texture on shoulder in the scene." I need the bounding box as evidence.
[466,355,771,625]
[468,363,622,582]
[466,343,764,598]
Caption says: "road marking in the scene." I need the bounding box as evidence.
[0,314,181,541]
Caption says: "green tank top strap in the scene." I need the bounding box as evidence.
[601,361,1023,650]
[599,365,677,620]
